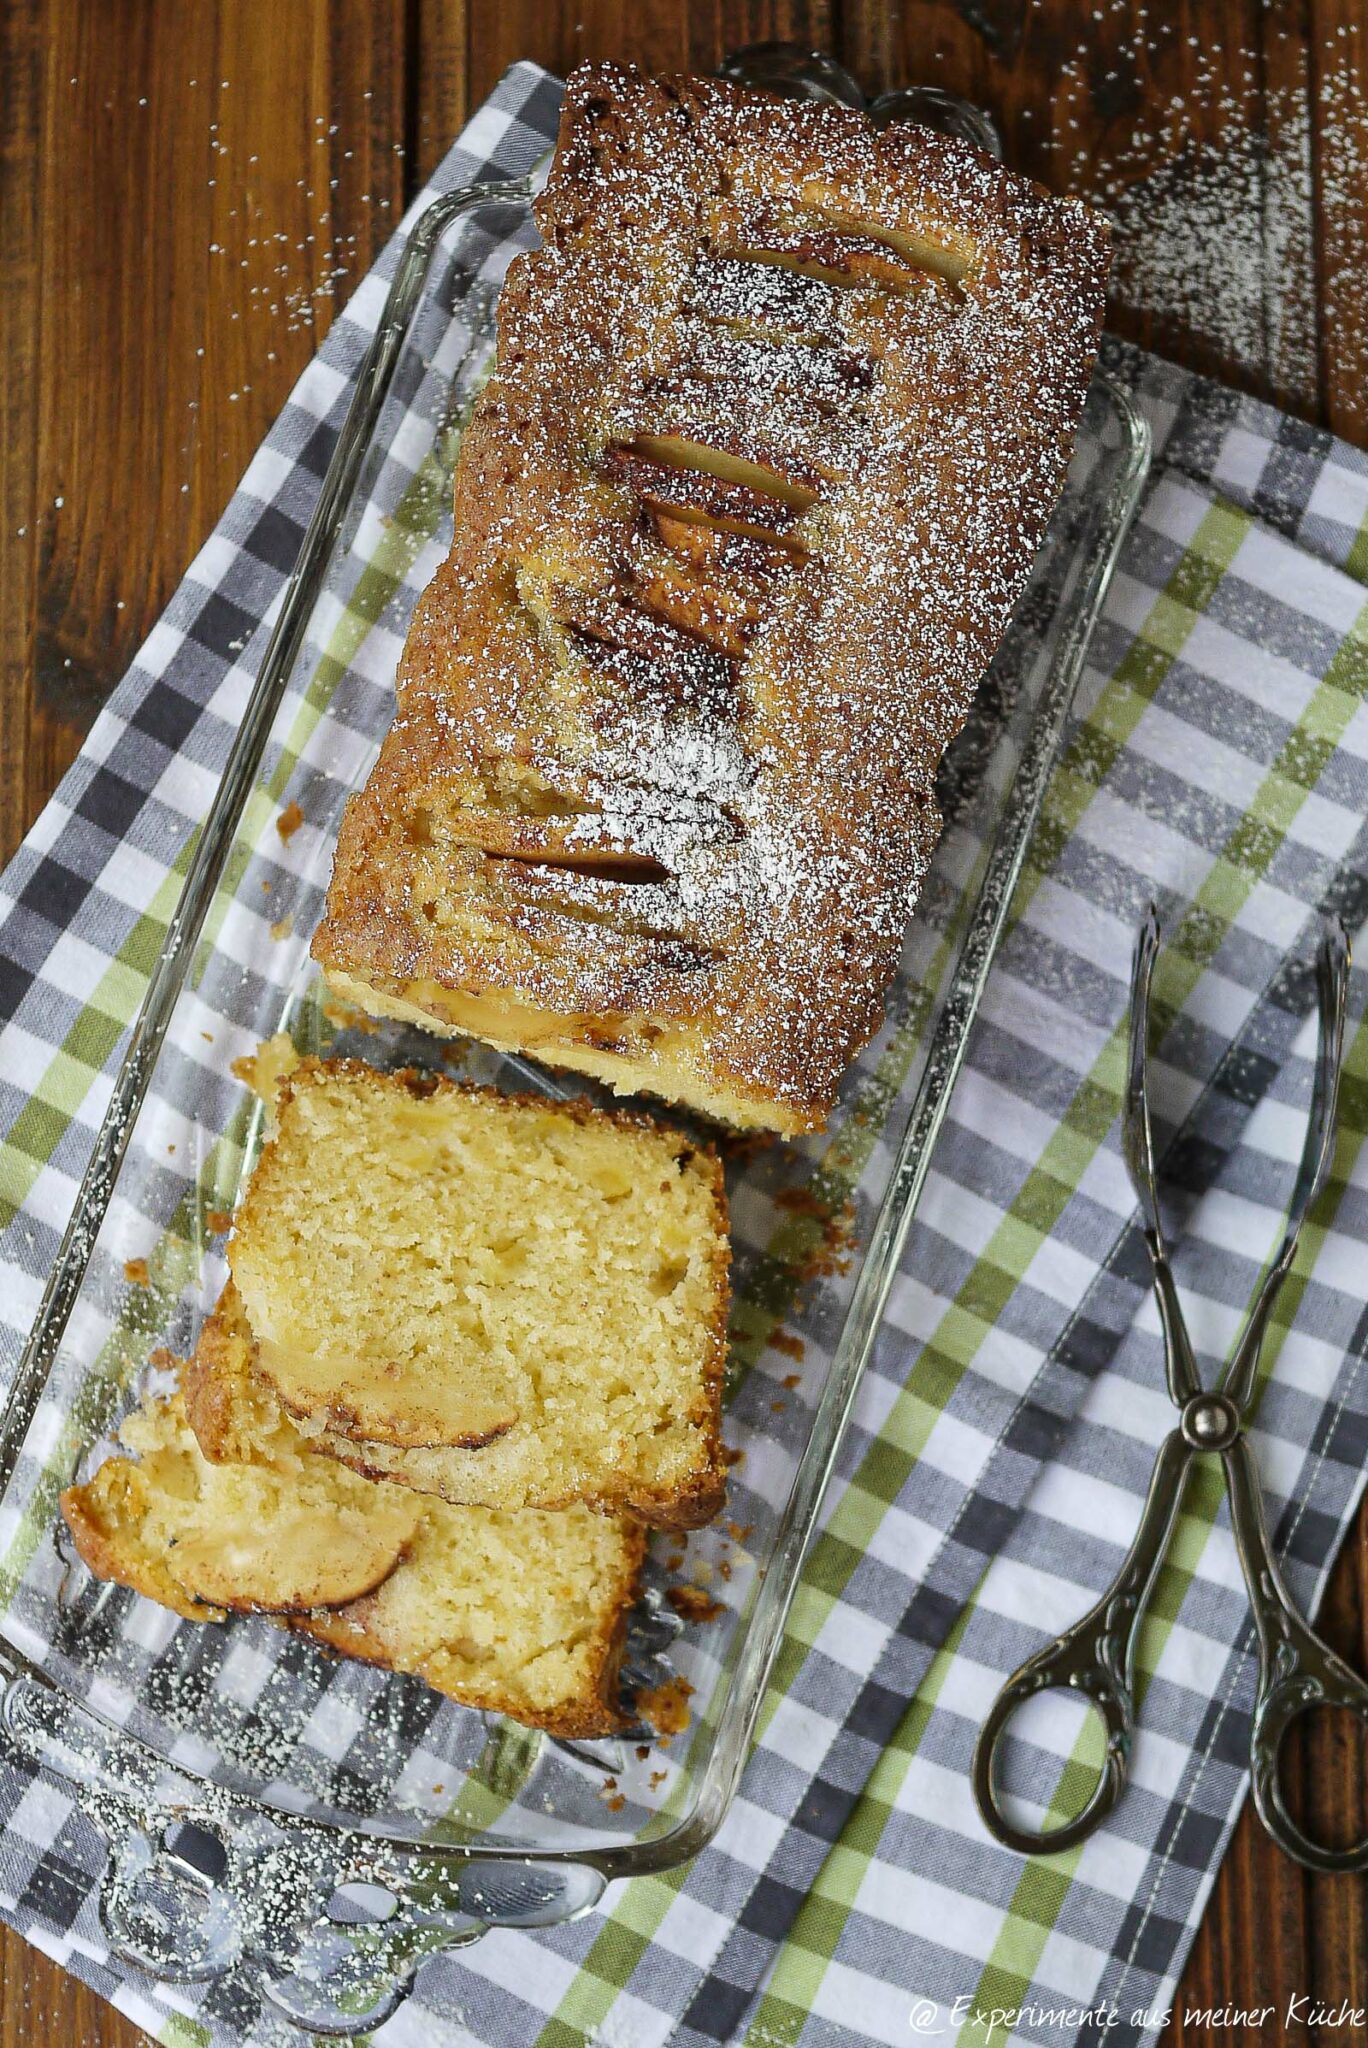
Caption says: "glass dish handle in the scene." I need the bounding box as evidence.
[0,1668,604,2031]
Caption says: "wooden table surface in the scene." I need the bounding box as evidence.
[3,4,1368,2043]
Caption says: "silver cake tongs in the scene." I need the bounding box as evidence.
[973,907,1368,1872]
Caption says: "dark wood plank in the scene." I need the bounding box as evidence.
[1260,2,1320,417]
[31,1,219,747]
[0,0,409,873]
[881,1,1326,418]
[0,1947,150,2048]
[0,0,43,863]
[465,2,834,115]
[1310,0,1368,442]
[411,1,470,187]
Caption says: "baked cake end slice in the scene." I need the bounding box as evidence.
[61,1369,646,1737]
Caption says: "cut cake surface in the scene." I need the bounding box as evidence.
[61,1367,645,1737]
[313,61,1111,1132]
[221,1056,730,1526]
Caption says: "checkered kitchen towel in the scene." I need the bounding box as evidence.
[5,61,1368,2048]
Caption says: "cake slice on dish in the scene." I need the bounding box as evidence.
[62,1364,645,1738]
[201,1054,731,1528]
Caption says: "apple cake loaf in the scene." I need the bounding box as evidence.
[61,1369,645,1737]
[312,62,1111,1133]
[209,1055,730,1527]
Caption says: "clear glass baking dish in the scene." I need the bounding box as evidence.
[0,174,1149,2032]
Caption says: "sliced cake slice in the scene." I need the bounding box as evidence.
[61,1370,646,1737]
[219,1056,730,1527]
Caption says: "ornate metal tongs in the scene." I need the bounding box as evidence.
[974,907,1368,1871]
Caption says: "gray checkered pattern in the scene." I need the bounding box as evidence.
[4,65,1368,2048]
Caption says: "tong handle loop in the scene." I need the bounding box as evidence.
[972,1625,1133,1856]
[974,1430,1192,1854]
[1121,904,1163,1242]
[1224,1435,1368,1873]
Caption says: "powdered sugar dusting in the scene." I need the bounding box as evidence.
[993,6,1365,424]
[316,63,1110,1129]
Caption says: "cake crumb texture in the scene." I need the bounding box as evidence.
[62,1367,646,1738]
[223,1056,730,1525]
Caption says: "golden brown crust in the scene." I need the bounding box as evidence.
[322,1437,726,1530]
[61,1466,222,1624]
[278,1398,515,1453]
[313,63,1111,1132]
[65,1385,423,1617]
[181,1282,261,1462]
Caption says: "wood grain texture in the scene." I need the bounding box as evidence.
[462,1,834,114]
[0,1941,143,2048]
[892,0,1327,417]
[1310,0,1368,441]
[0,0,45,866]
[2,4,1368,2044]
